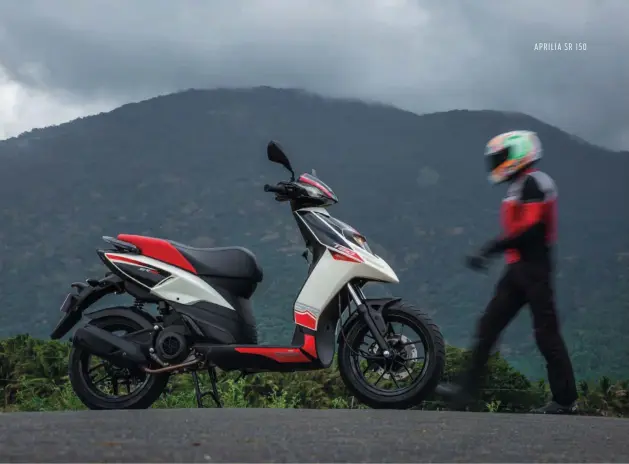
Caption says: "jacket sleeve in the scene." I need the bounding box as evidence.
[485,176,546,255]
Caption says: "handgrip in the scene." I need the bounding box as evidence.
[263,183,287,194]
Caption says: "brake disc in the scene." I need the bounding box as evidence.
[368,334,419,381]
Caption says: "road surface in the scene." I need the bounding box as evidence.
[1,408,628,462]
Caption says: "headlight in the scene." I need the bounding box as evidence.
[343,230,372,253]
[302,184,322,197]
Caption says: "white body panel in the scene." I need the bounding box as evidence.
[104,252,235,310]
[294,249,397,330]
[292,207,399,331]
[104,207,398,333]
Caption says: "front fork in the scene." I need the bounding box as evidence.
[346,283,393,358]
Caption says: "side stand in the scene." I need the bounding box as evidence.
[191,366,223,408]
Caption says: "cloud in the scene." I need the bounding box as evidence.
[0,0,627,149]
[0,65,116,139]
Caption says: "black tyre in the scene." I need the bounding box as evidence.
[338,300,445,409]
[68,315,169,410]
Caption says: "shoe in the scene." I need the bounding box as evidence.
[530,401,578,415]
[435,383,475,411]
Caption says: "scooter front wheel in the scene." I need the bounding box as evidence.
[337,300,445,409]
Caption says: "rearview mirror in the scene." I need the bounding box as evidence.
[267,141,295,180]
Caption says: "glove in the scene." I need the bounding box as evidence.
[465,254,488,271]
[465,239,498,271]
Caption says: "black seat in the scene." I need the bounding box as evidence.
[170,241,263,282]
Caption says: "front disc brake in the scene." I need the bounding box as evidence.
[367,334,418,381]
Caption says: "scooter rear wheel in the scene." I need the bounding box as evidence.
[68,316,169,410]
[337,300,445,409]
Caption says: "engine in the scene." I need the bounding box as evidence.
[154,325,191,365]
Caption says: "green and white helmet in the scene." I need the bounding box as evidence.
[485,130,543,184]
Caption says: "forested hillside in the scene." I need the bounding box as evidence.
[0,87,627,380]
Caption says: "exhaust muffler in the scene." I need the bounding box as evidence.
[73,324,149,368]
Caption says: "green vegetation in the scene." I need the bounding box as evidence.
[0,87,627,381]
[2,334,628,417]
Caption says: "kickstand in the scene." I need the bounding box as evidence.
[235,369,249,383]
[191,367,223,408]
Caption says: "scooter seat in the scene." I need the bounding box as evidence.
[169,241,263,282]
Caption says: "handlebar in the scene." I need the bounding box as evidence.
[263,183,289,195]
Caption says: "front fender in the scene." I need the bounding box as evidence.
[336,297,402,344]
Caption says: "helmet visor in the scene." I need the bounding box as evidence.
[487,147,510,173]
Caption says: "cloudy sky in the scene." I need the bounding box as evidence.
[0,0,627,150]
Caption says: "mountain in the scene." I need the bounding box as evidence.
[0,87,627,380]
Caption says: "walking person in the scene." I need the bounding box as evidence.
[437,130,578,414]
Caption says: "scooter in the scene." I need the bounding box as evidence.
[51,141,445,410]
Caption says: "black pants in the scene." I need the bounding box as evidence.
[464,261,578,406]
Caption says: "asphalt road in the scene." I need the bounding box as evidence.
[1,408,628,462]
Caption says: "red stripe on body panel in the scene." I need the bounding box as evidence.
[117,234,197,274]
[331,246,363,263]
[234,334,318,363]
[298,175,335,199]
[294,311,317,330]
[234,347,310,363]
[301,334,318,359]
[105,254,160,274]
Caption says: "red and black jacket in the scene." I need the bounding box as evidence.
[486,169,558,267]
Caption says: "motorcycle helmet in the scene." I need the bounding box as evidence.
[485,130,542,184]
